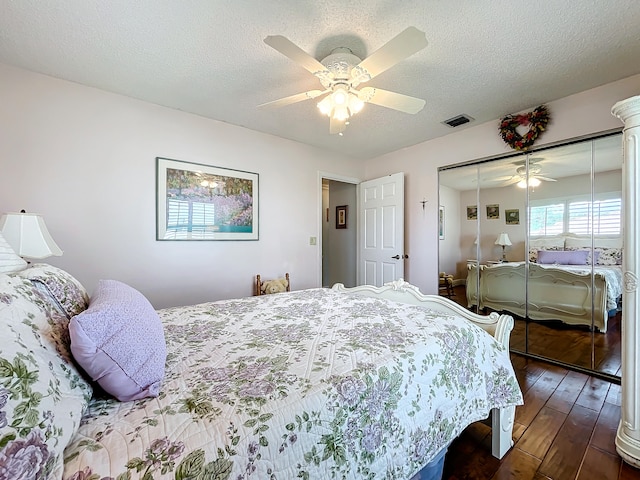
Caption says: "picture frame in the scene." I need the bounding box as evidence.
[156,157,258,240]
[466,205,478,220]
[486,204,500,220]
[439,205,445,239]
[336,205,348,229]
[505,209,520,225]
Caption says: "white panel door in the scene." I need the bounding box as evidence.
[357,172,405,286]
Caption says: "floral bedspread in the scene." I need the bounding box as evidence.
[63,288,522,480]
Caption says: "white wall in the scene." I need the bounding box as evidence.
[0,63,365,308]
[364,73,640,295]
[437,184,461,275]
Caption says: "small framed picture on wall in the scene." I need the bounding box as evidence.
[505,209,520,225]
[439,206,445,240]
[486,204,500,220]
[336,205,348,229]
[467,205,478,220]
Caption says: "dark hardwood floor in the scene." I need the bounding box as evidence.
[439,286,639,480]
[442,353,640,479]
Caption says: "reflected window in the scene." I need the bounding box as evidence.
[530,195,621,236]
[569,198,621,235]
[530,203,564,236]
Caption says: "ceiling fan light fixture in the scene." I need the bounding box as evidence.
[517,177,541,188]
[316,88,364,122]
[332,85,349,105]
[333,106,350,121]
[317,96,332,115]
[348,94,364,114]
[263,28,427,134]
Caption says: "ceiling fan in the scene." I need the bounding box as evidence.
[499,158,557,188]
[258,27,428,135]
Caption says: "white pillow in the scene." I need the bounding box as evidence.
[565,236,622,249]
[0,231,27,273]
[594,237,623,248]
[529,236,565,249]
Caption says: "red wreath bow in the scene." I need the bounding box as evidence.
[499,105,550,151]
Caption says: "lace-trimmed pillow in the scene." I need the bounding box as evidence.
[594,247,622,266]
[0,275,93,480]
[15,264,89,318]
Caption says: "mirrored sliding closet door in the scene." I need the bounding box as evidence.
[438,132,623,379]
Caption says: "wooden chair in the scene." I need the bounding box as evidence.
[439,272,455,298]
[255,273,290,296]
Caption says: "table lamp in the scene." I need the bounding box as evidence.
[495,233,512,262]
[0,211,63,259]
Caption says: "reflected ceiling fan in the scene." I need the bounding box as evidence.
[497,158,557,188]
[258,27,428,135]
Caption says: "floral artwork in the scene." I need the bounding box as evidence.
[156,157,259,240]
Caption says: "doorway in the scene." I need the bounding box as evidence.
[321,177,357,287]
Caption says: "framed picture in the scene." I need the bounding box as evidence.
[439,205,445,239]
[336,205,348,229]
[486,204,500,220]
[466,205,478,220]
[505,209,520,225]
[156,157,258,240]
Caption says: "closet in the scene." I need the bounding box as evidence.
[438,132,623,378]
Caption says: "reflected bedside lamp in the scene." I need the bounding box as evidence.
[495,233,512,262]
[0,210,63,259]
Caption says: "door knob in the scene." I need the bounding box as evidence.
[391,254,409,259]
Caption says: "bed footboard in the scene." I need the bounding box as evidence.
[467,263,609,332]
[331,279,516,459]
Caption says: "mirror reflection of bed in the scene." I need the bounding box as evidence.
[438,132,623,380]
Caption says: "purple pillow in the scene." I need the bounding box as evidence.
[69,280,166,401]
[537,249,589,265]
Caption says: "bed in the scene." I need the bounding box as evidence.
[0,264,522,480]
[466,261,623,332]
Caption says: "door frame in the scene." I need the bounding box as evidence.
[317,171,361,287]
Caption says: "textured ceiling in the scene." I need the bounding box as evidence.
[1,1,640,159]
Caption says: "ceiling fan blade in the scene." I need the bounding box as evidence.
[329,116,346,135]
[537,176,557,182]
[500,177,522,186]
[491,175,516,182]
[258,90,327,109]
[352,27,427,82]
[264,35,328,76]
[358,87,425,114]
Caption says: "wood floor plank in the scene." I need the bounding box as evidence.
[515,406,567,459]
[537,404,599,480]
[591,401,621,455]
[515,368,566,427]
[620,461,640,479]
[490,448,541,480]
[545,370,589,414]
[575,446,621,480]
[606,382,622,407]
[576,376,610,412]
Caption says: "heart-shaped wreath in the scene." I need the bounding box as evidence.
[499,105,550,151]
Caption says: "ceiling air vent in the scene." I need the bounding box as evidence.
[442,114,474,128]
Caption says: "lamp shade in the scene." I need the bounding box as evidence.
[495,233,512,247]
[0,212,63,259]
